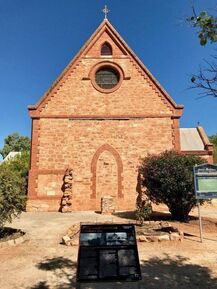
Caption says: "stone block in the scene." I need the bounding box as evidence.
[170,232,183,241]
[137,236,149,242]
[62,235,71,246]
[158,234,170,242]
[101,196,115,214]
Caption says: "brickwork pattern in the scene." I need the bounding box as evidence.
[27,20,199,212]
[39,57,173,117]
[28,118,174,211]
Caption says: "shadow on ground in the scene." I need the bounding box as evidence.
[30,254,217,289]
[139,254,217,289]
[30,257,77,289]
[113,210,198,223]
[113,210,137,220]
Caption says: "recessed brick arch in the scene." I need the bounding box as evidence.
[90,144,124,199]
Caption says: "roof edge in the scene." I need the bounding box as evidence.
[102,21,184,110]
[28,19,108,111]
[28,19,184,114]
[197,126,213,152]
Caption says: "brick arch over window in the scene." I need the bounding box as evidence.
[90,144,123,199]
[101,42,112,55]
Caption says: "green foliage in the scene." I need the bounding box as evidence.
[209,134,217,163]
[189,11,217,46]
[135,202,152,226]
[0,166,27,228]
[209,134,217,146]
[0,132,31,159]
[1,152,30,191]
[0,152,29,228]
[188,9,217,97]
[140,151,205,222]
[0,132,30,228]
[2,151,30,176]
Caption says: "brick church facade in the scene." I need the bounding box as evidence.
[27,19,213,212]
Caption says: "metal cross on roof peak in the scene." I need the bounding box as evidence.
[102,5,110,19]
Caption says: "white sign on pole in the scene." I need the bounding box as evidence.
[193,164,217,242]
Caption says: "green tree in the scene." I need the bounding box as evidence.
[0,133,30,229]
[0,132,31,159]
[209,134,217,163]
[140,151,205,222]
[188,9,217,97]
[189,11,217,46]
[1,151,30,193]
[0,165,27,228]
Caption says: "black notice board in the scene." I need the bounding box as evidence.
[77,224,141,282]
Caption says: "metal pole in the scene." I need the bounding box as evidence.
[197,200,203,243]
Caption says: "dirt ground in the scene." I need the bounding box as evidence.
[0,203,217,289]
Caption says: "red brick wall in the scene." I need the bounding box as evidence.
[27,22,181,212]
[38,58,173,117]
[27,118,175,211]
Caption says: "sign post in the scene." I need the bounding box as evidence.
[197,200,203,243]
[194,164,217,243]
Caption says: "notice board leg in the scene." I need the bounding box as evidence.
[197,201,203,243]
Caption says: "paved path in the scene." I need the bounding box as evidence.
[9,211,123,242]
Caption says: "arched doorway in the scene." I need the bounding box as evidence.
[90,144,123,199]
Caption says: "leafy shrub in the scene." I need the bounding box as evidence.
[1,151,30,193]
[0,168,27,228]
[140,151,205,222]
[0,152,29,228]
[0,132,30,159]
[209,134,217,163]
[135,202,152,225]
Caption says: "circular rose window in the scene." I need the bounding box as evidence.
[90,62,124,93]
[95,67,120,89]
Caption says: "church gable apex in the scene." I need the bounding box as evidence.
[84,25,128,57]
[28,19,183,118]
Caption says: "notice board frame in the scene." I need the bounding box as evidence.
[76,223,141,282]
[194,163,217,199]
[193,163,217,242]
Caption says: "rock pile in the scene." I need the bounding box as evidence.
[62,223,80,246]
[136,221,184,242]
[61,221,184,247]
[60,168,73,213]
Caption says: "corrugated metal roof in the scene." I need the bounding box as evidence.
[180,128,204,151]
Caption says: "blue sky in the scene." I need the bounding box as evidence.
[0,0,217,153]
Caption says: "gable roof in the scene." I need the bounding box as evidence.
[180,127,213,153]
[180,128,204,151]
[28,19,183,118]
